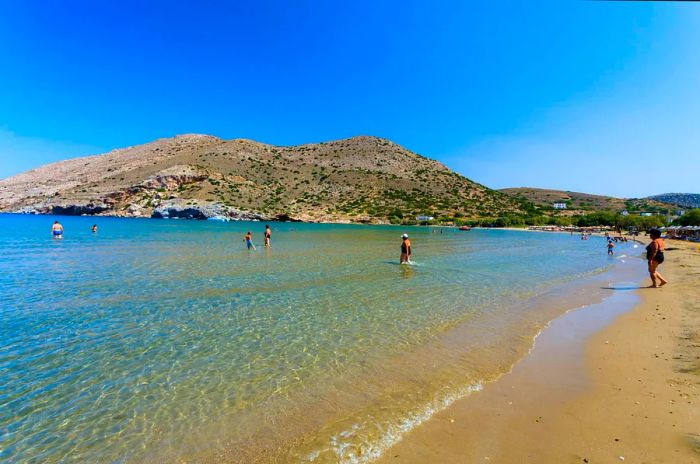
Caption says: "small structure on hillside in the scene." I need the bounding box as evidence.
[553,202,567,210]
[416,215,434,222]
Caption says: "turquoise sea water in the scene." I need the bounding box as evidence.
[0,214,637,463]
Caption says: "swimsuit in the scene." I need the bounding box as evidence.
[646,241,664,263]
[53,229,62,236]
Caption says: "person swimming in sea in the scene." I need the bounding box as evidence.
[400,234,411,264]
[264,225,271,247]
[244,231,256,250]
[51,220,64,239]
[91,224,97,233]
[646,228,668,288]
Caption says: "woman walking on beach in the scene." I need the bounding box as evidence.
[646,228,668,288]
[400,234,411,264]
[51,220,64,239]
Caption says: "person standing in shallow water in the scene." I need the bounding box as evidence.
[400,234,411,264]
[607,239,614,255]
[244,231,256,250]
[51,221,64,239]
[646,228,668,288]
[264,225,271,247]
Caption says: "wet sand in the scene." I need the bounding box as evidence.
[378,239,700,463]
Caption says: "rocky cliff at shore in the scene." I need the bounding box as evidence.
[0,134,525,222]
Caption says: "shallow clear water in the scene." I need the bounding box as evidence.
[0,215,635,463]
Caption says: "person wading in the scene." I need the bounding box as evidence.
[400,234,412,264]
[244,231,256,250]
[51,221,64,239]
[264,225,271,247]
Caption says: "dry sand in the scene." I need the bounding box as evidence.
[378,239,700,463]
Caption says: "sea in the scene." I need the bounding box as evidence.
[0,214,644,463]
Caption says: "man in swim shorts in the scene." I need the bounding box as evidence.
[400,234,411,264]
[607,239,614,255]
[51,220,64,239]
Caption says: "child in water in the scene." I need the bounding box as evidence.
[607,239,614,255]
[244,231,256,250]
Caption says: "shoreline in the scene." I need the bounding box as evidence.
[376,238,699,462]
[177,231,630,463]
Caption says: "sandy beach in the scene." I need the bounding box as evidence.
[378,238,700,463]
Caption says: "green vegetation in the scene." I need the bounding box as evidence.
[675,209,700,226]
[453,211,666,230]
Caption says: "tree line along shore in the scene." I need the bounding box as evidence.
[445,208,700,230]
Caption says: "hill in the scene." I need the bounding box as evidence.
[499,187,672,215]
[646,193,700,209]
[0,134,525,223]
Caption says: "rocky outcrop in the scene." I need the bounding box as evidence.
[51,203,111,216]
[151,200,266,221]
[9,202,110,216]
[136,165,207,192]
[152,207,207,220]
[272,213,303,222]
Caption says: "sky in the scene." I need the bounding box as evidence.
[0,1,698,197]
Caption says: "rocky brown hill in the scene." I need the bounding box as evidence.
[0,134,525,223]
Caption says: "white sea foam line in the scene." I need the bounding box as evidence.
[303,382,483,464]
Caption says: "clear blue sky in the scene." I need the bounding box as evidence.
[1,1,698,197]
